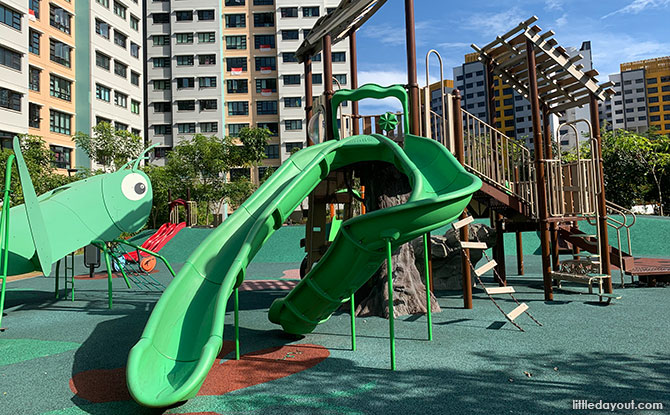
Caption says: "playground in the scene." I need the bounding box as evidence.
[2,0,670,414]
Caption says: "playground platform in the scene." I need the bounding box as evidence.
[1,219,669,415]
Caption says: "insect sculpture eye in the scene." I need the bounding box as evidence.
[121,173,148,201]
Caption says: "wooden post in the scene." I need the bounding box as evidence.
[304,58,314,146]
[323,34,334,142]
[590,93,613,293]
[453,90,472,309]
[515,231,524,275]
[526,39,553,301]
[404,0,420,136]
[349,29,360,135]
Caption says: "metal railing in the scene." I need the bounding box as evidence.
[340,112,405,141]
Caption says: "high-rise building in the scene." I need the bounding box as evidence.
[454,42,593,150]
[0,1,29,147]
[75,0,145,169]
[28,0,77,170]
[144,0,224,165]
[600,56,670,135]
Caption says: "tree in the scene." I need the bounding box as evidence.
[73,122,144,172]
[228,127,270,168]
[0,135,75,206]
[142,165,173,228]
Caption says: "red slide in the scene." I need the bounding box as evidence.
[124,222,186,261]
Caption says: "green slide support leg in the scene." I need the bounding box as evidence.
[350,294,356,351]
[0,154,14,330]
[386,239,396,371]
[234,287,240,360]
[102,248,113,309]
[423,233,433,341]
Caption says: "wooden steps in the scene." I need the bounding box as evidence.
[506,303,528,321]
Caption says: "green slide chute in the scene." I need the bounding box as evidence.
[127,84,482,407]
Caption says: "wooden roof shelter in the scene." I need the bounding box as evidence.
[471,16,615,115]
[295,0,387,63]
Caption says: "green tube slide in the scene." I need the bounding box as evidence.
[126,133,481,407]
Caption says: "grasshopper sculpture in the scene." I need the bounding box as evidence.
[1,137,162,327]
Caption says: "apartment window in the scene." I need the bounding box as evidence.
[176,100,195,111]
[96,51,111,69]
[649,106,660,113]
[130,15,139,31]
[284,97,301,107]
[152,13,169,24]
[176,55,194,66]
[50,145,71,169]
[227,79,248,93]
[257,122,278,136]
[625,98,633,104]
[176,11,193,21]
[226,57,247,71]
[153,102,170,112]
[29,103,40,128]
[111,1,125,19]
[639,116,647,121]
[263,144,280,159]
[228,123,248,137]
[225,35,246,49]
[255,57,276,71]
[154,124,171,135]
[114,61,127,77]
[198,32,215,43]
[114,30,127,48]
[663,85,670,92]
[177,123,196,134]
[50,110,71,135]
[503,98,513,106]
[664,95,670,101]
[225,0,245,5]
[199,76,217,88]
[153,35,169,45]
[29,67,40,91]
[253,12,274,27]
[638,97,646,102]
[197,10,214,20]
[225,13,245,28]
[303,28,311,38]
[228,101,249,115]
[312,74,322,84]
[96,84,110,101]
[114,91,127,107]
[29,29,40,55]
[200,99,217,111]
[280,7,298,17]
[131,100,140,114]
[334,74,347,85]
[282,52,297,63]
[254,34,275,49]
[130,71,140,86]
[283,74,300,85]
[153,79,170,90]
[256,78,276,93]
[200,122,217,133]
[130,43,139,58]
[50,74,71,101]
[253,0,273,4]
[256,100,277,115]
[303,6,319,17]
[199,54,216,65]
[29,0,40,19]
[230,168,250,180]
[282,30,299,40]
[286,142,303,153]
[0,87,21,111]
[0,4,21,30]
[648,87,658,94]
[152,57,169,67]
[49,40,71,67]
[96,116,111,125]
[176,77,194,88]
[176,33,193,44]
[285,120,302,130]
[311,52,321,62]
[332,52,346,62]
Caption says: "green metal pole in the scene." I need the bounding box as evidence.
[0,154,15,330]
[423,233,433,341]
[350,293,356,351]
[69,253,75,302]
[386,239,396,371]
[102,248,113,309]
[234,287,240,360]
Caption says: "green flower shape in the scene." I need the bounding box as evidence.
[379,112,399,132]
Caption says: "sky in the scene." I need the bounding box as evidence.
[351,0,670,114]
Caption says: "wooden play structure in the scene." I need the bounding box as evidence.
[296,3,670,313]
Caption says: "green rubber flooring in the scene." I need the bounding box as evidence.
[1,217,669,414]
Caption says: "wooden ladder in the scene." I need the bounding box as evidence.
[453,216,541,331]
